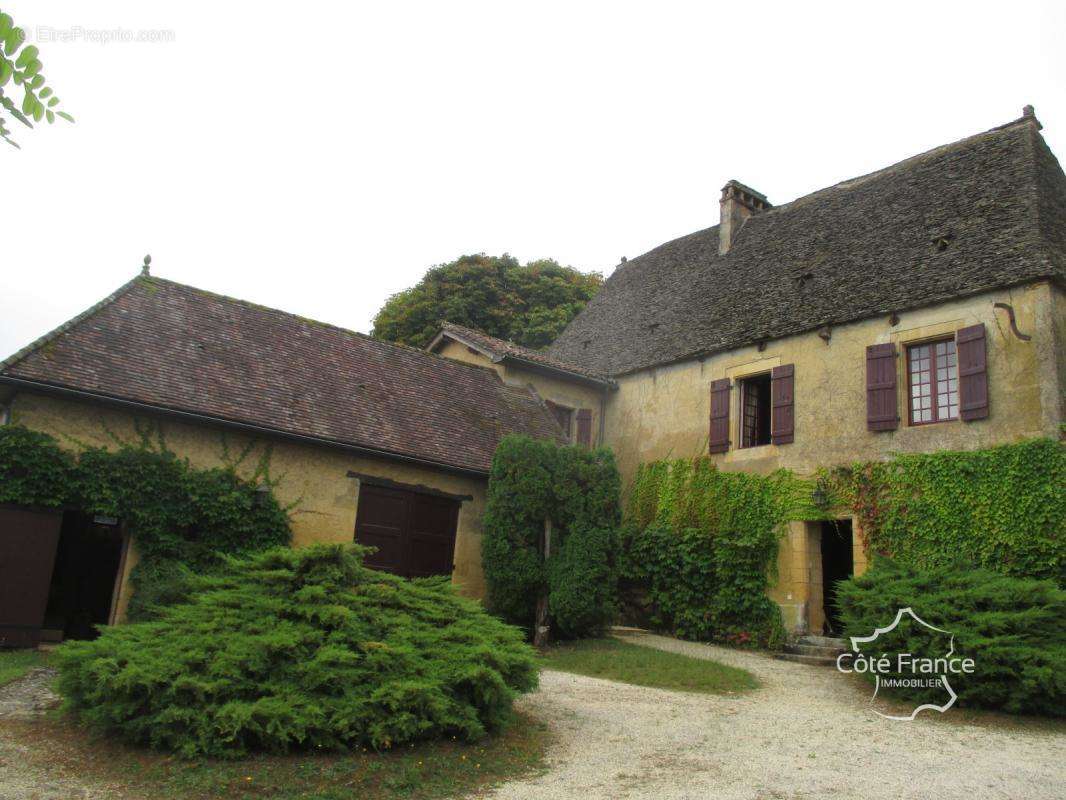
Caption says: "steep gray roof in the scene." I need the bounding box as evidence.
[549,114,1066,376]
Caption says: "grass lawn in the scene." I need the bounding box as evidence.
[0,710,549,800]
[540,637,758,694]
[0,649,49,688]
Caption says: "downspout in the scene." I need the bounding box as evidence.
[598,384,608,446]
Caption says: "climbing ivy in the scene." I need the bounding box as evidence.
[0,425,75,508]
[482,435,621,638]
[0,424,291,620]
[823,438,1064,584]
[621,457,817,648]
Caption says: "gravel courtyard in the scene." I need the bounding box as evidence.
[1,636,1063,800]
[486,633,1066,800]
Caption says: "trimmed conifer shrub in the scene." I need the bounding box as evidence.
[482,435,621,639]
[837,559,1065,716]
[54,544,539,758]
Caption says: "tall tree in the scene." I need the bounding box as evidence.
[0,9,74,149]
[372,253,602,350]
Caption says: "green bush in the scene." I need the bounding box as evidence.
[54,544,539,758]
[620,458,796,648]
[837,559,1065,716]
[827,438,1065,583]
[482,435,620,638]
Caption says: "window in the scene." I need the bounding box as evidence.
[545,401,574,442]
[739,373,772,447]
[907,339,958,425]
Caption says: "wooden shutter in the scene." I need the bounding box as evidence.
[770,364,795,445]
[708,378,731,453]
[575,409,592,447]
[866,343,899,431]
[957,323,989,421]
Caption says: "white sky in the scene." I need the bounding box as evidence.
[2,1,1064,360]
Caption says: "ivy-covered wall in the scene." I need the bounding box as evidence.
[825,437,1065,584]
[621,437,1064,646]
[0,423,292,621]
[8,391,494,601]
[621,457,823,647]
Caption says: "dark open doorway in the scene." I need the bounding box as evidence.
[43,513,127,641]
[820,519,853,635]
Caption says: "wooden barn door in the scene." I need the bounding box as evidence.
[0,505,63,649]
[354,484,459,578]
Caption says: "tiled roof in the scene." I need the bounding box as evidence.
[548,113,1066,376]
[1,278,565,474]
[434,322,615,385]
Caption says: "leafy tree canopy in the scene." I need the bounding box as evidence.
[372,253,602,350]
[0,8,74,148]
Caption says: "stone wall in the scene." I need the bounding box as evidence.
[602,280,1062,634]
[604,281,1061,482]
[9,392,490,621]
[435,339,606,446]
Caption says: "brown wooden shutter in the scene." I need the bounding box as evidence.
[770,364,795,445]
[708,378,731,453]
[957,323,989,421]
[575,409,592,447]
[866,343,899,431]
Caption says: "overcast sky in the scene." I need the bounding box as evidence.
[2,1,1064,359]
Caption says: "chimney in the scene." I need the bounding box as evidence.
[718,180,771,255]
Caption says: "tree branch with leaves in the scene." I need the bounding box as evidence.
[0,8,73,149]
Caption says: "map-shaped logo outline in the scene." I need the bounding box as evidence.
[849,606,957,721]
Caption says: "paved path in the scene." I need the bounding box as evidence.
[483,633,1066,800]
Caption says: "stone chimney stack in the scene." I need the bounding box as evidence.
[718,180,771,255]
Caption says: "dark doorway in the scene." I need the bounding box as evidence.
[354,484,460,579]
[43,513,127,641]
[820,519,854,634]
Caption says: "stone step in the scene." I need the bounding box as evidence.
[798,635,847,649]
[784,643,844,658]
[773,652,840,667]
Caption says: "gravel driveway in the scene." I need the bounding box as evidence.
[484,633,1066,800]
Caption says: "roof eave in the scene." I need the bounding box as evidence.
[0,375,492,479]
[609,275,1061,377]
[427,329,502,362]
[430,328,616,388]
[0,276,141,373]
[498,354,617,389]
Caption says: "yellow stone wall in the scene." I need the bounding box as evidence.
[435,339,606,446]
[605,282,1060,480]
[603,281,1063,633]
[9,392,490,622]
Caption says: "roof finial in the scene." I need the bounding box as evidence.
[142,254,151,277]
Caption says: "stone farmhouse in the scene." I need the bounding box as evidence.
[2,108,1063,642]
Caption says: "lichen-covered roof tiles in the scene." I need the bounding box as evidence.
[1,278,564,474]
[548,114,1066,376]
